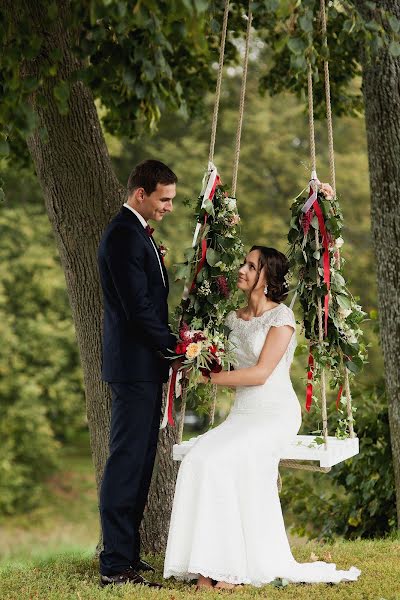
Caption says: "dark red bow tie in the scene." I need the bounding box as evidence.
[145,225,154,237]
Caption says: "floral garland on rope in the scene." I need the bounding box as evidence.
[166,164,244,421]
[288,180,368,439]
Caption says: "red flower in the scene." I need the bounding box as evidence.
[301,209,313,235]
[175,342,189,355]
[192,331,206,342]
[216,275,230,298]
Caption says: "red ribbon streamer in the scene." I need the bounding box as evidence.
[305,351,314,412]
[336,384,343,410]
[167,369,177,426]
[312,199,331,336]
[190,174,221,292]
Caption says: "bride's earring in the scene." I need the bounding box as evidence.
[264,284,268,296]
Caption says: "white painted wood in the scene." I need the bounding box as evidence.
[173,435,359,468]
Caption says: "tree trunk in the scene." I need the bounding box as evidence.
[10,0,177,551]
[359,1,400,526]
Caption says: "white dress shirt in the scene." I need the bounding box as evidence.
[123,203,166,287]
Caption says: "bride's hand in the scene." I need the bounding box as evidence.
[198,373,210,385]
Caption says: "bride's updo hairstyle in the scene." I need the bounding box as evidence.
[250,245,289,303]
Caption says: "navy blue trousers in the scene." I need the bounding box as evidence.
[99,381,162,575]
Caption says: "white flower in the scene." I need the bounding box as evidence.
[338,306,352,319]
[185,342,202,359]
[198,281,212,296]
[335,237,344,249]
[346,330,358,344]
[225,197,237,211]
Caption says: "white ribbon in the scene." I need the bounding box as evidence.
[192,162,219,247]
[301,171,321,214]
[160,368,184,430]
[160,367,173,430]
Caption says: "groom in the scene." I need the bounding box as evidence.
[97,159,178,587]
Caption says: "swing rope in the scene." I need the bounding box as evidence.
[320,0,354,438]
[231,4,252,197]
[209,1,252,427]
[306,50,329,450]
[209,0,230,165]
[178,0,230,441]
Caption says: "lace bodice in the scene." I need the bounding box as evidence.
[225,303,297,370]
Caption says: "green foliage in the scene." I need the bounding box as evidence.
[0,399,59,515]
[281,379,397,540]
[174,180,244,409]
[0,168,85,515]
[0,0,238,155]
[254,1,400,118]
[287,186,368,436]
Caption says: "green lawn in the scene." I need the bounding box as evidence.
[1,439,399,599]
[1,538,399,600]
[0,440,99,567]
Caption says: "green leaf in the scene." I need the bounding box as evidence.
[389,16,400,33]
[337,294,352,309]
[299,12,313,34]
[206,248,220,267]
[346,360,360,374]
[203,200,215,217]
[287,37,306,56]
[53,81,70,108]
[0,139,10,156]
[389,41,400,57]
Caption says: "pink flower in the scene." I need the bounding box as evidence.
[229,214,241,226]
[319,182,334,199]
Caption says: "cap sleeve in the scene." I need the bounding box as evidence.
[270,304,296,331]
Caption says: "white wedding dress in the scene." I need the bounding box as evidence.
[163,304,360,586]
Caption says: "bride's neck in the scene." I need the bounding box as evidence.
[245,293,270,317]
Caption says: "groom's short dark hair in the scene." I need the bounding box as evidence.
[127,160,178,196]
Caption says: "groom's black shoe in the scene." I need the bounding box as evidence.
[135,559,156,573]
[100,567,162,588]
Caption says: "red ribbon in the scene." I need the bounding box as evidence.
[336,384,343,410]
[167,369,177,426]
[190,174,221,293]
[312,199,330,336]
[305,351,314,412]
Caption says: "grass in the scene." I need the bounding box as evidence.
[0,538,400,600]
[1,436,399,599]
[0,438,99,567]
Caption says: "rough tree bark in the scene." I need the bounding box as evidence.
[9,0,178,550]
[356,0,400,526]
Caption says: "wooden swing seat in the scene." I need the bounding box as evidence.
[173,434,359,469]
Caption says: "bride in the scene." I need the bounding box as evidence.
[163,245,360,589]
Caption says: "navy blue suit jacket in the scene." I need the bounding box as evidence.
[98,207,176,383]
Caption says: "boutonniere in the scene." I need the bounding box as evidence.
[158,242,169,264]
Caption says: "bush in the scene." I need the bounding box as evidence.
[0,399,59,515]
[281,380,397,540]
[0,170,85,515]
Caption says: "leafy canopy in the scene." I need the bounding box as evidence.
[0,0,399,162]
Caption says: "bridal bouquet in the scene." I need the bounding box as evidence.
[169,322,236,391]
